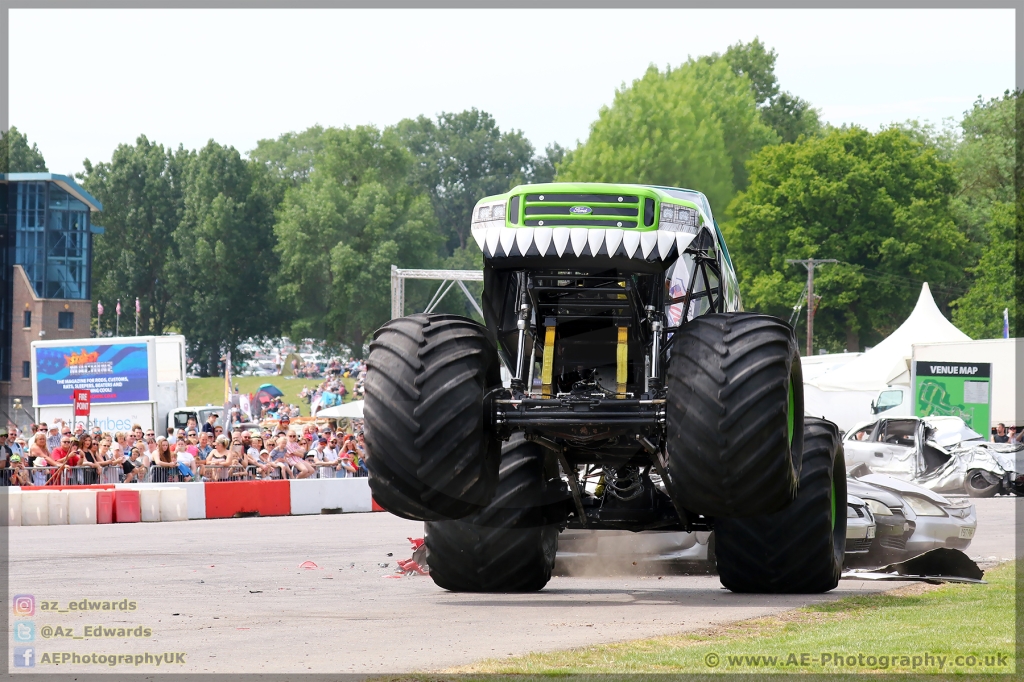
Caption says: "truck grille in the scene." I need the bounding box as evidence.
[522,193,641,228]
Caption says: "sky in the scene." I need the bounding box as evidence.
[10,8,1016,177]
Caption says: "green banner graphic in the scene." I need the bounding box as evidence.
[914,361,992,434]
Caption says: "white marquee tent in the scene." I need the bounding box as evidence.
[316,400,364,419]
[808,283,969,392]
[803,283,970,429]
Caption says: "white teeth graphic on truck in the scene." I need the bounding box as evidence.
[485,226,501,257]
[676,232,697,254]
[472,225,486,251]
[533,227,552,256]
[657,230,677,260]
[640,230,659,259]
[570,228,589,257]
[622,230,641,258]
[499,227,517,258]
[552,227,571,257]
[604,228,623,257]
[474,223,704,261]
[515,227,534,257]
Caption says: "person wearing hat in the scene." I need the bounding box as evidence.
[8,454,29,486]
[202,413,218,435]
[307,436,329,474]
[46,423,62,452]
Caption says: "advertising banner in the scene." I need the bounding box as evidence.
[73,389,91,416]
[34,342,152,406]
[914,361,992,434]
[37,403,155,432]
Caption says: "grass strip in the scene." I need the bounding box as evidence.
[442,561,1015,676]
[186,375,355,417]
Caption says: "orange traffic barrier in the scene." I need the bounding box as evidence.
[204,480,290,519]
[113,490,141,523]
[96,491,115,524]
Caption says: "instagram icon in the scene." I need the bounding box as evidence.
[12,595,35,617]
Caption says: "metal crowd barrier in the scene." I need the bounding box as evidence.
[1,460,370,485]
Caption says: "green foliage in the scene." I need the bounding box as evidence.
[249,125,327,186]
[529,143,567,185]
[761,92,822,144]
[558,58,778,214]
[1,126,48,173]
[948,91,1018,338]
[729,126,967,351]
[718,38,780,107]
[396,109,535,253]
[951,203,1015,338]
[273,126,441,355]
[711,38,822,144]
[169,141,280,375]
[79,136,191,336]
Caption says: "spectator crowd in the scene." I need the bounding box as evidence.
[300,359,366,416]
[0,414,368,487]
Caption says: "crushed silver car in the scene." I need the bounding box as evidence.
[850,467,977,555]
[843,415,1023,496]
[557,493,874,573]
[845,494,876,556]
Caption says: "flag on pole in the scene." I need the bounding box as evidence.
[224,350,233,405]
[1003,308,1009,339]
[116,300,121,316]
[97,301,104,316]
[135,297,141,314]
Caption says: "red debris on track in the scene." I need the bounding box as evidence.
[299,561,320,570]
[388,538,429,577]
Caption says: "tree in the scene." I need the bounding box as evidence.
[948,91,1018,337]
[950,203,1014,338]
[710,38,821,144]
[396,109,535,254]
[249,125,327,186]
[273,125,441,355]
[558,58,778,214]
[169,141,280,375]
[728,126,968,352]
[1,126,47,172]
[528,143,566,184]
[79,136,191,336]
[760,92,821,145]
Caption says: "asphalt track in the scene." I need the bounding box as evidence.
[7,497,1017,675]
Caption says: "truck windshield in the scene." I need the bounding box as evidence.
[875,389,904,412]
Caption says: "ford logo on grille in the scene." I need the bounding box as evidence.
[569,206,592,215]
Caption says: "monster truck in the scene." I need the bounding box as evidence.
[364,183,846,593]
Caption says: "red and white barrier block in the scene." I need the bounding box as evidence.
[6,477,378,525]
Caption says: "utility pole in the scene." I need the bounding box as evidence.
[786,258,838,355]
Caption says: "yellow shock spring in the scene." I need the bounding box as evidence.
[616,326,628,397]
[540,325,556,397]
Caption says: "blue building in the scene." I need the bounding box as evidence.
[1,173,103,426]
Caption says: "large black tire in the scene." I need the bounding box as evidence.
[425,435,563,592]
[964,469,1000,498]
[714,418,846,593]
[666,312,804,518]
[364,314,501,521]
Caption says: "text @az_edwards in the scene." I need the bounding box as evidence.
[40,624,153,639]
[704,651,1011,671]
